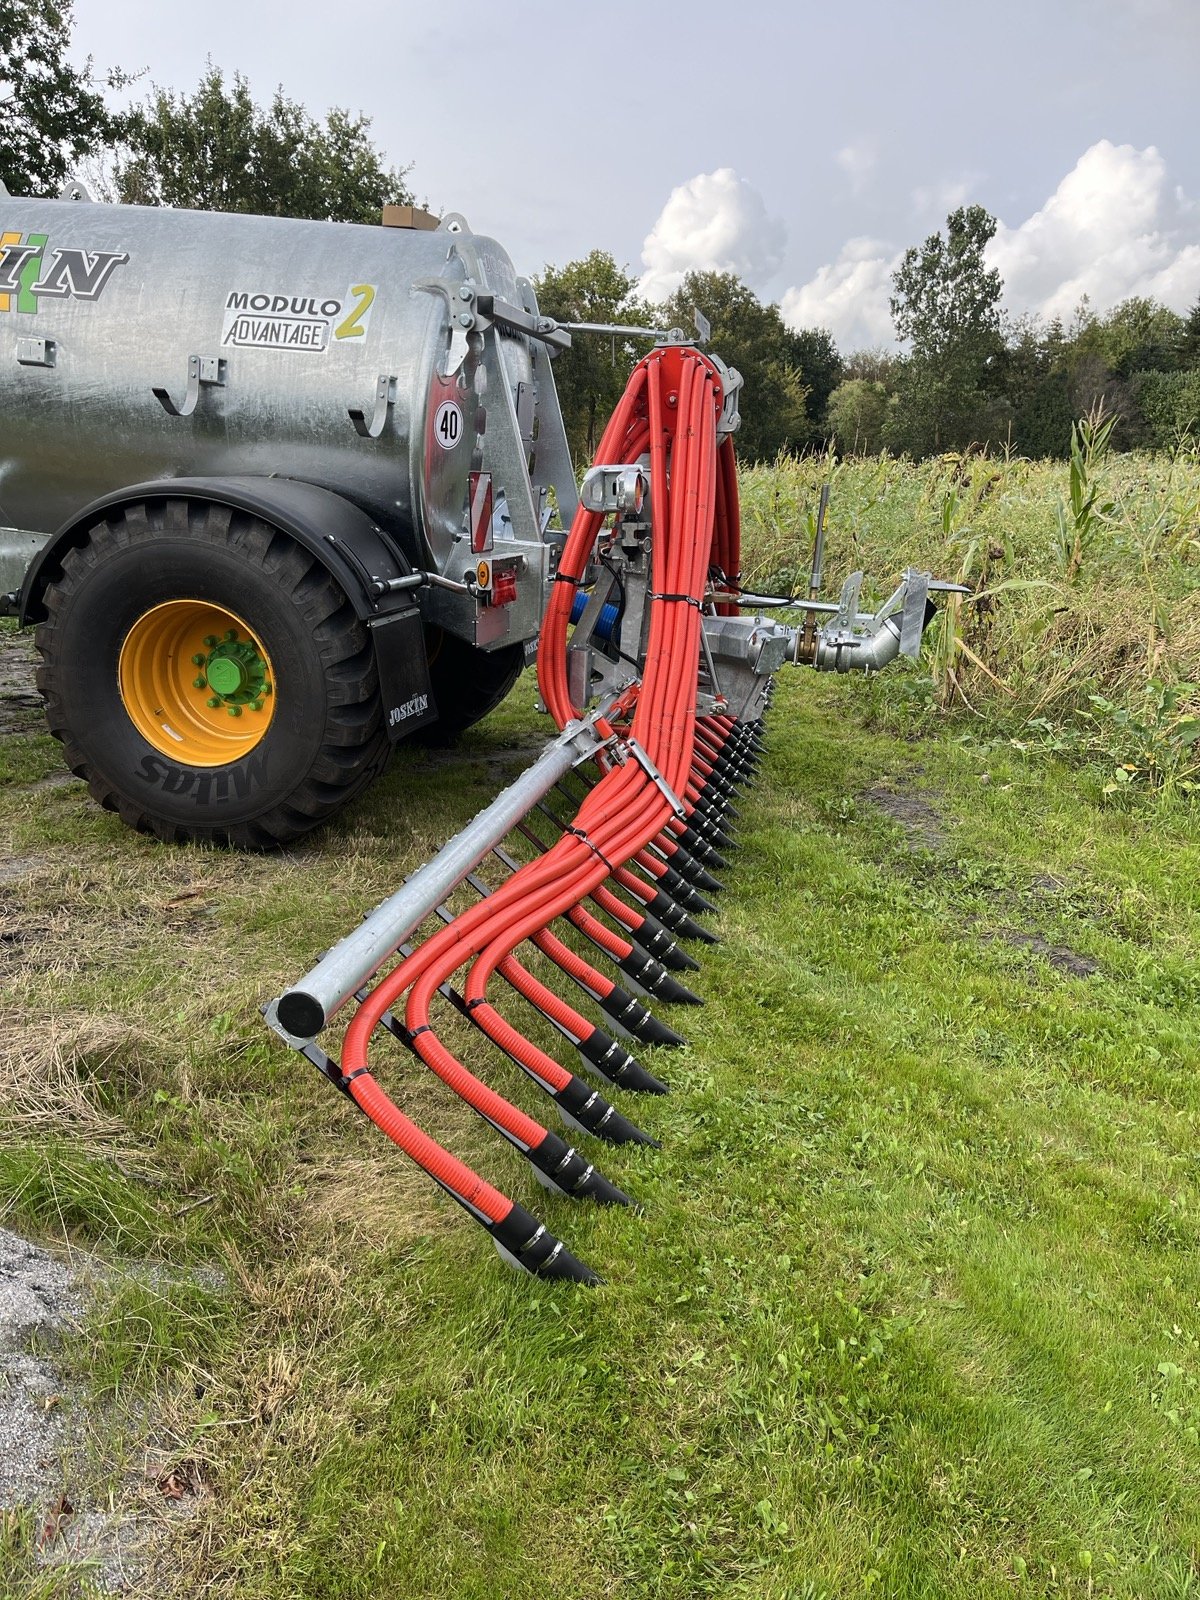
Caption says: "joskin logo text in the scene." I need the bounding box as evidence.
[0,236,129,314]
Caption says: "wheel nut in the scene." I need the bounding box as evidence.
[203,634,218,647]
[207,696,221,708]
[228,704,242,717]
[192,675,207,689]
[225,628,238,641]
[191,653,206,666]
[252,700,264,712]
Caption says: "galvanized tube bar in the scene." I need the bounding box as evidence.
[272,708,615,1039]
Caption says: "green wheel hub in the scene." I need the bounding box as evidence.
[193,629,272,715]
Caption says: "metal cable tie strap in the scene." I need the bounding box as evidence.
[649,592,702,609]
[407,1024,433,1040]
[465,996,490,1010]
[562,824,615,873]
[554,570,586,585]
[341,1065,372,1086]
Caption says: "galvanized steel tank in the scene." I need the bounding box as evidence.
[0,190,576,642]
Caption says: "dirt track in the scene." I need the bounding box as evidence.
[0,623,42,738]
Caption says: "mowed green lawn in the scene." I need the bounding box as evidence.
[3,625,1200,1598]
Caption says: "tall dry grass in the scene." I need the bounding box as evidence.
[738,440,1200,728]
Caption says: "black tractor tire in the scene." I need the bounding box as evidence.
[416,626,527,745]
[34,498,390,849]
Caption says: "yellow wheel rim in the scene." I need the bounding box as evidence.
[118,600,275,767]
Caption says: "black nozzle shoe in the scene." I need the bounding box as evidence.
[530,1131,631,1205]
[672,844,729,896]
[573,1166,635,1206]
[675,827,729,869]
[490,1205,601,1284]
[687,820,735,856]
[632,1009,688,1047]
[700,832,739,857]
[617,951,703,1005]
[693,796,737,829]
[642,890,689,932]
[555,1078,660,1146]
[597,984,688,1047]
[667,849,725,895]
[696,791,740,827]
[694,790,742,825]
[587,1104,660,1146]
[629,915,700,972]
[578,1026,669,1093]
[714,744,750,769]
[650,970,703,1005]
[658,867,717,915]
[698,773,736,801]
[646,891,719,944]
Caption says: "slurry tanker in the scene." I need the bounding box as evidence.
[0,183,958,1279]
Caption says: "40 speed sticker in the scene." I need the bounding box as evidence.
[433,399,464,450]
[221,283,377,353]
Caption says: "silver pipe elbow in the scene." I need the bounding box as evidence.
[812,615,903,674]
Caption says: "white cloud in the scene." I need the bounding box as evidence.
[779,237,899,351]
[836,142,877,193]
[639,168,786,302]
[781,139,1200,352]
[911,176,974,218]
[986,139,1200,323]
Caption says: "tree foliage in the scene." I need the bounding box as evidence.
[1181,300,1200,367]
[890,205,1003,358]
[826,378,890,456]
[887,206,1005,454]
[0,0,124,196]
[533,261,841,466]
[1132,368,1200,448]
[116,65,411,223]
[1071,295,1184,379]
[533,252,644,463]
[787,325,843,427]
[661,271,839,462]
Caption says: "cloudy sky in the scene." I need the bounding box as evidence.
[69,0,1200,352]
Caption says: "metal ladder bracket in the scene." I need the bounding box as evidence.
[349,374,398,439]
[153,354,227,418]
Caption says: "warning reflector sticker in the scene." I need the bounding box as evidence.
[469,471,494,553]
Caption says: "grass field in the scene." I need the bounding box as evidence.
[3,449,1200,1597]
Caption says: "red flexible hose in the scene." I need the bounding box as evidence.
[340,344,738,1237]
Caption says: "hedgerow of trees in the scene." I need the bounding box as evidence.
[0,6,408,222]
[114,65,412,222]
[847,204,1200,458]
[539,227,1200,464]
[2,3,1197,461]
